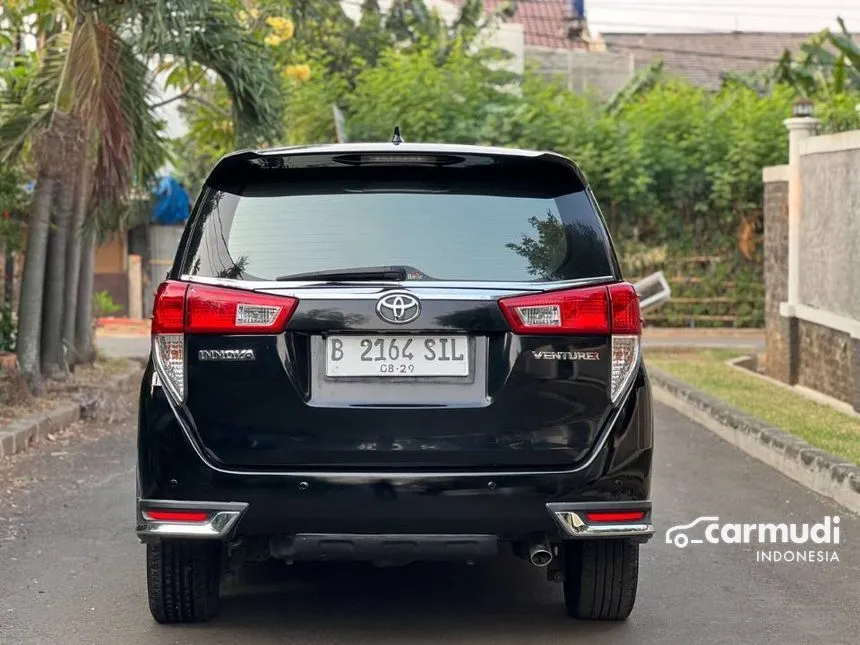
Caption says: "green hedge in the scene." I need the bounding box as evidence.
[202,39,859,327]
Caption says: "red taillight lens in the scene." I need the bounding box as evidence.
[500,282,642,403]
[151,281,188,333]
[186,284,297,334]
[498,283,641,336]
[499,285,610,335]
[584,510,647,523]
[143,510,210,523]
[608,283,641,335]
[150,281,299,402]
[151,281,298,335]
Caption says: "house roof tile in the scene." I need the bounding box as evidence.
[450,0,587,50]
[602,32,823,88]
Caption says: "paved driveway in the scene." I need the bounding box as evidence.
[0,397,854,644]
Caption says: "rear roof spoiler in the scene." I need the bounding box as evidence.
[206,146,589,196]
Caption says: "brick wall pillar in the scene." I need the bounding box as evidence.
[771,116,819,384]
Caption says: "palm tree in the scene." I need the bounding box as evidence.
[1,0,283,393]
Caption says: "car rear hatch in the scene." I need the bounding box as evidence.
[151,147,641,472]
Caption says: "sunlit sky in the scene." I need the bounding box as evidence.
[586,0,860,34]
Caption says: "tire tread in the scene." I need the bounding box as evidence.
[147,540,221,624]
[564,539,639,621]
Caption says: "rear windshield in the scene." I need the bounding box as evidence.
[180,162,616,283]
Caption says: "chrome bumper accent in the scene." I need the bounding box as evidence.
[136,499,248,541]
[546,501,654,541]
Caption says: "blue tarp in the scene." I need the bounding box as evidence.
[151,176,190,225]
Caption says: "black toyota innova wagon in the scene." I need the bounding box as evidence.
[136,139,654,624]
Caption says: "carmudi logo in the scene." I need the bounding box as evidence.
[665,516,841,563]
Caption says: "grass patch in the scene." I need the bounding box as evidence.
[647,349,860,465]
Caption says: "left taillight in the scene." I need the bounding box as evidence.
[498,282,642,403]
[151,281,298,401]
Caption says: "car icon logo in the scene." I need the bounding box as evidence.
[665,516,720,548]
[376,292,421,324]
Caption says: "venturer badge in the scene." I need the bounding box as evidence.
[198,349,256,361]
[531,351,600,361]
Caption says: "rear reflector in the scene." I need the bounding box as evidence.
[611,335,639,400]
[151,281,298,401]
[584,511,647,523]
[154,334,185,400]
[143,510,210,523]
[498,282,642,403]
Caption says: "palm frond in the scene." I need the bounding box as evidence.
[0,106,52,161]
[81,20,167,206]
[143,1,284,147]
[0,32,69,162]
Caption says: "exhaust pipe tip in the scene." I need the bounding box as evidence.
[529,547,553,567]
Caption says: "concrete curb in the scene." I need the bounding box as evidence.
[0,362,143,460]
[649,367,860,515]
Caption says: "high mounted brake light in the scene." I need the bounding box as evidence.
[332,153,464,166]
[151,281,298,400]
[498,283,642,403]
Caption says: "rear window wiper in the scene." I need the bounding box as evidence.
[275,266,410,282]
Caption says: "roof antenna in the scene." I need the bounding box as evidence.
[391,125,404,145]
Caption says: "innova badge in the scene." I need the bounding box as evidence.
[376,293,421,324]
[198,349,256,361]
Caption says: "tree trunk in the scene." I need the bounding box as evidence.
[75,233,96,364]
[40,112,84,378]
[62,159,91,369]
[41,176,76,378]
[16,174,56,395]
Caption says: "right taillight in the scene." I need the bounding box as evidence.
[151,281,298,401]
[499,282,641,403]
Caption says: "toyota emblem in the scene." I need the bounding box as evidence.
[376,292,421,324]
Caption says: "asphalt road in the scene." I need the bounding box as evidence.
[0,394,856,644]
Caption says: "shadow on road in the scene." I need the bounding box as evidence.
[176,556,635,643]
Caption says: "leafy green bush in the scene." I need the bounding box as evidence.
[0,302,16,353]
[816,91,860,133]
[490,73,796,326]
[0,165,28,252]
[347,39,516,143]
[168,12,859,327]
[92,291,123,319]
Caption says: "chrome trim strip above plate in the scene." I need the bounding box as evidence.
[178,274,618,300]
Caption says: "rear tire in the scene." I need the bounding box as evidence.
[563,539,639,621]
[147,539,223,624]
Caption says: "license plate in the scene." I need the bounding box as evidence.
[325,335,470,377]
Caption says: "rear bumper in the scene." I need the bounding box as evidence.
[137,364,654,544]
[136,498,653,544]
